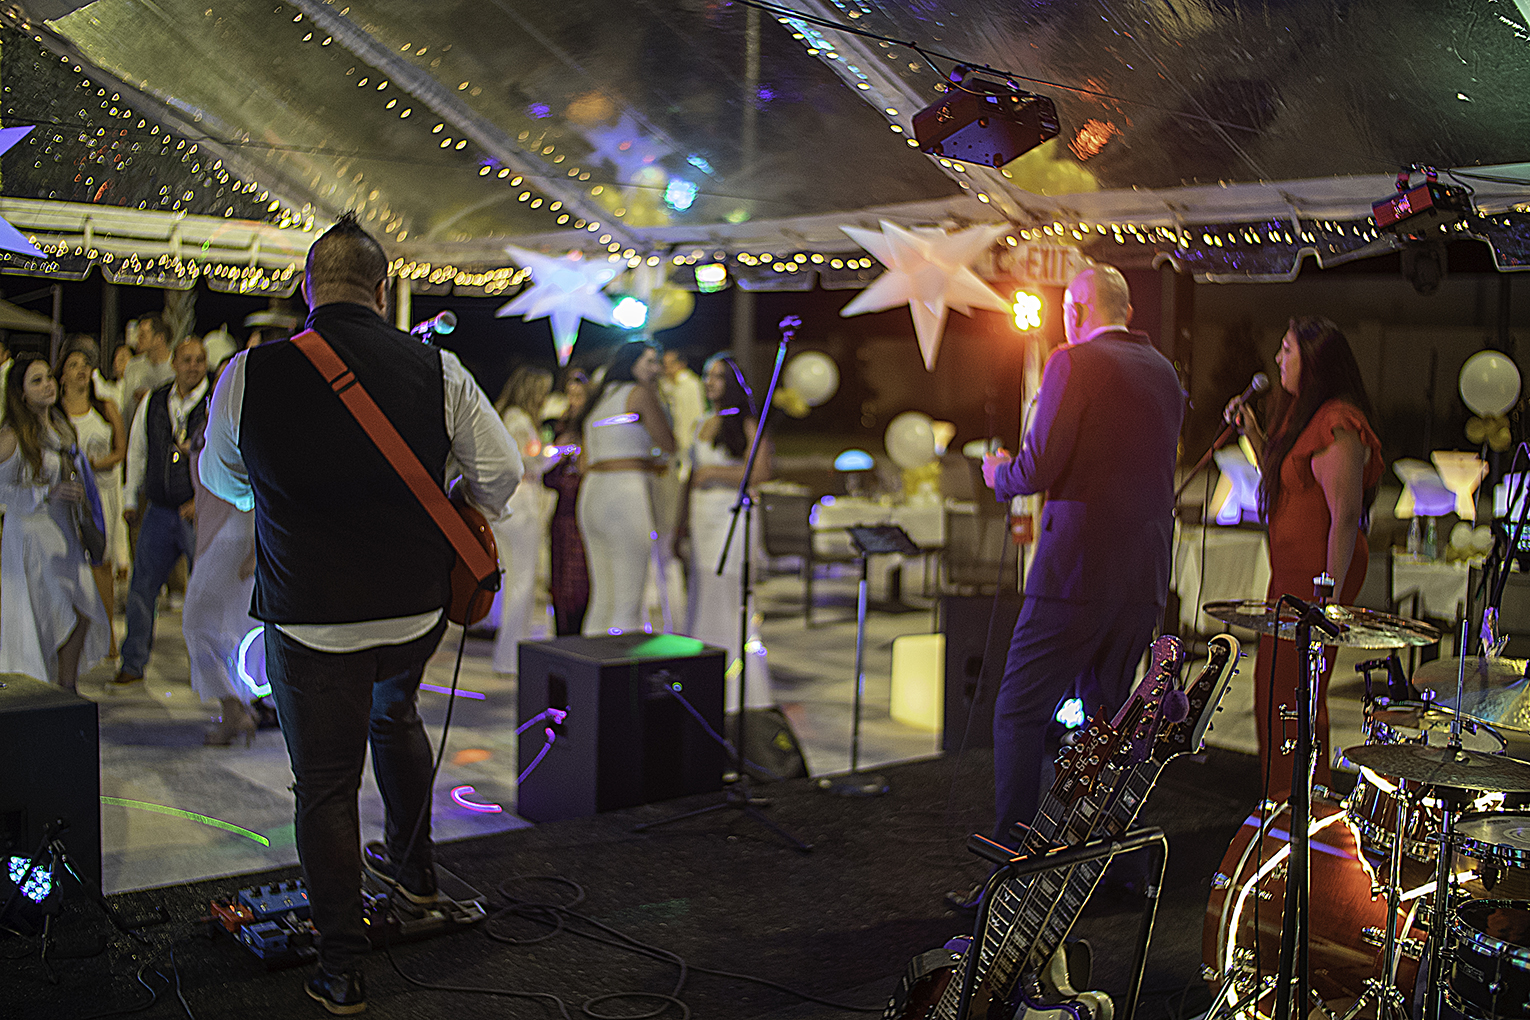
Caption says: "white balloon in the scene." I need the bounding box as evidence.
[1450,521,1474,549]
[885,411,937,470]
[1459,350,1521,417]
[783,351,839,407]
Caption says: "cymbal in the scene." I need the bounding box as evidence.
[1344,742,1530,792]
[1411,656,1530,735]
[1200,600,1442,649]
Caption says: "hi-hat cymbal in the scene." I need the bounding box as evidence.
[1200,600,1441,649]
[1344,742,1530,792]
[1411,656,1530,735]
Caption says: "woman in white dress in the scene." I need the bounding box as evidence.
[675,354,772,705]
[182,430,260,746]
[57,337,127,655]
[0,354,110,690]
[489,366,554,674]
[577,343,675,635]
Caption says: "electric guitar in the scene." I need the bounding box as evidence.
[885,633,1241,1020]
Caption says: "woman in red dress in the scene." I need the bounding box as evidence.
[1227,317,1381,801]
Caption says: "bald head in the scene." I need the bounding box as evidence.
[1064,265,1132,344]
[302,212,389,312]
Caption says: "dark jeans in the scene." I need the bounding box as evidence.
[992,596,1161,844]
[265,616,448,973]
[120,502,197,675]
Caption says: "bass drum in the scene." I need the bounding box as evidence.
[1204,798,1425,1016]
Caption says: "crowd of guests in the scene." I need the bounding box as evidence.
[0,311,776,736]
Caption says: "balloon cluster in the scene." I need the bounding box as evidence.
[1460,350,1521,451]
[774,351,839,418]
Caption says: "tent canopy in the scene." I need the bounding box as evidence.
[0,0,1525,292]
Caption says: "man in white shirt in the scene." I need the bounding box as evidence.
[200,213,519,1015]
[114,337,209,685]
[120,315,176,418]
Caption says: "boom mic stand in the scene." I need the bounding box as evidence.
[634,317,811,853]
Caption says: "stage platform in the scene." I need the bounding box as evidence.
[11,747,1263,1020]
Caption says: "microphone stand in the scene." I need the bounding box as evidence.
[1174,422,1236,503]
[633,316,811,853]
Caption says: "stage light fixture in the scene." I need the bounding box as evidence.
[1012,289,1043,332]
[7,855,52,904]
[611,296,649,330]
[1372,167,1470,237]
[695,262,727,293]
[912,67,1059,168]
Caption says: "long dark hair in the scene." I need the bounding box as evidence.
[704,353,756,459]
[5,352,75,483]
[56,334,111,422]
[1259,316,1378,521]
[577,341,658,433]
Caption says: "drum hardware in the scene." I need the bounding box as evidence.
[1410,655,1530,737]
[1335,787,1420,1020]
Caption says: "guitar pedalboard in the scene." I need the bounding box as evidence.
[208,867,489,969]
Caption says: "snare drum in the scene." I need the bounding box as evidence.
[1345,768,1442,866]
[1447,899,1530,1019]
[1457,811,1530,900]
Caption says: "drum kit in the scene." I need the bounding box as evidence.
[1199,597,1530,1020]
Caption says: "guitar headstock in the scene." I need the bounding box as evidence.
[1048,707,1117,809]
[1151,633,1240,763]
[1110,634,1185,761]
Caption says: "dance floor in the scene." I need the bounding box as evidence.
[11,566,1390,1018]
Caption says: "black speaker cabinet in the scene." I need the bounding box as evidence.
[516,634,726,822]
[941,595,1023,752]
[0,674,100,893]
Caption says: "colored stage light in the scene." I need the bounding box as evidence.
[1012,290,1043,332]
[694,262,727,293]
[8,855,52,903]
[611,296,649,330]
[1054,697,1086,729]
[419,683,486,700]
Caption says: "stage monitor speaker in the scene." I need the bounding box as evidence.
[0,674,100,893]
[517,634,726,823]
[941,595,1023,752]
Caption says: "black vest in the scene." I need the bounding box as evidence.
[239,303,451,624]
[144,381,209,508]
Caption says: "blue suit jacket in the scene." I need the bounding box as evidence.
[993,329,1183,606]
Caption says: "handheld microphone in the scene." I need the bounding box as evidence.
[410,310,457,339]
[1233,372,1271,407]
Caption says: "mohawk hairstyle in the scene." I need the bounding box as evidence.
[305,211,388,294]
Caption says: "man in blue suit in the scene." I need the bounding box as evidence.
[981,265,1184,843]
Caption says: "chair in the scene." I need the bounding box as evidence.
[941,505,1018,594]
[758,491,854,625]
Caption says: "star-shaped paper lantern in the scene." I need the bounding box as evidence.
[498,246,621,365]
[0,127,42,257]
[838,220,1010,371]
[583,113,673,184]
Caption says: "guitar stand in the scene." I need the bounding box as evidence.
[960,826,1170,1020]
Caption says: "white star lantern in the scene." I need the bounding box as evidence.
[498,246,621,365]
[583,113,673,184]
[839,220,1011,371]
[0,127,43,257]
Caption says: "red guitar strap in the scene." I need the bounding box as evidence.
[288,329,498,584]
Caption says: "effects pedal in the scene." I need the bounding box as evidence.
[210,867,488,969]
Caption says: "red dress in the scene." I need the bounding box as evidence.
[1254,399,1382,800]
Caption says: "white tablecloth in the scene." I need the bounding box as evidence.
[1173,524,1270,633]
[809,496,945,558]
[1392,553,1469,620]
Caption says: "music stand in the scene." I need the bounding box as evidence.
[819,524,920,798]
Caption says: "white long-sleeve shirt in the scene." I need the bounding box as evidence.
[199,346,520,652]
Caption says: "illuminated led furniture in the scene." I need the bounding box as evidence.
[515,634,725,823]
[0,674,99,894]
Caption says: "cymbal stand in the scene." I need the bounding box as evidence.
[1421,620,1472,1020]
[1273,584,1343,1020]
[1339,787,1416,1020]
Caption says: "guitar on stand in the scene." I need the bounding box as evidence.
[886,632,1242,1020]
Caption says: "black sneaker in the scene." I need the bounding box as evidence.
[305,966,365,1015]
[362,841,439,905]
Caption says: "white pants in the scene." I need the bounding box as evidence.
[685,487,772,708]
[577,470,654,636]
[490,485,547,673]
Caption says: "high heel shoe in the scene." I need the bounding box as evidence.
[203,713,257,747]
